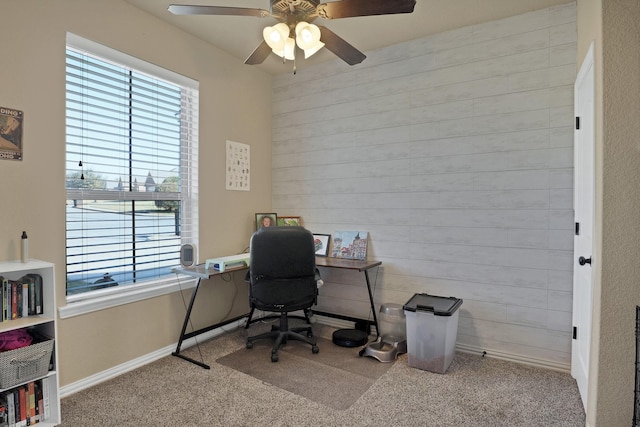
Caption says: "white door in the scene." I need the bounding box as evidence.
[572,42,595,410]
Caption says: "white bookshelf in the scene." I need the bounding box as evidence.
[0,260,60,426]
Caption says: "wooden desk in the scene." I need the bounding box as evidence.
[314,257,382,337]
[171,257,382,369]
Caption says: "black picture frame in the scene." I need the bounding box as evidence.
[255,213,277,230]
[312,234,331,257]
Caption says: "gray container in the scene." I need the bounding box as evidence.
[377,303,406,341]
[403,293,462,374]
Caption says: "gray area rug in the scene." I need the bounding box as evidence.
[216,336,394,410]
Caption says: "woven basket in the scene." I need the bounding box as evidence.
[0,338,54,389]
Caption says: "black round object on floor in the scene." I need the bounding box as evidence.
[332,328,368,347]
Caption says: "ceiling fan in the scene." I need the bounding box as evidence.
[168,0,416,67]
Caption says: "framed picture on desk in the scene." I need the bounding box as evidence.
[256,213,277,229]
[332,230,368,260]
[277,216,302,227]
[312,234,331,257]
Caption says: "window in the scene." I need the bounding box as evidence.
[65,34,198,302]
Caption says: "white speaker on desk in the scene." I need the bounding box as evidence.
[180,243,197,268]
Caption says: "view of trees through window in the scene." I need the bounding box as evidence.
[65,37,198,296]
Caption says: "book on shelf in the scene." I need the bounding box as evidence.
[20,283,27,321]
[10,282,17,320]
[27,382,35,426]
[0,379,49,426]
[0,393,7,427]
[6,392,13,427]
[17,387,25,427]
[19,275,42,317]
[41,377,49,421]
[0,277,4,323]
[0,275,43,322]
[26,274,42,315]
[1,277,8,322]
[34,382,42,424]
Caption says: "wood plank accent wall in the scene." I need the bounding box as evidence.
[272,3,576,369]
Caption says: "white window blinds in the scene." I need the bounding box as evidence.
[65,34,198,296]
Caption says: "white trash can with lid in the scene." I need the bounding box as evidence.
[403,293,462,374]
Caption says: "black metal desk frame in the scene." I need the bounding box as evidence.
[171,264,249,369]
[172,257,382,369]
[312,257,382,338]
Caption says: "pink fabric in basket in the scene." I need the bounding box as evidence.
[0,328,33,351]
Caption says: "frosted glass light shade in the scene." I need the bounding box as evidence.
[263,23,290,52]
[272,37,296,60]
[302,41,324,58]
[283,37,295,60]
[295,22,324,58]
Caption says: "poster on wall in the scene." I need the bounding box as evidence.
[0,106,23,161]
[226,140,250,191]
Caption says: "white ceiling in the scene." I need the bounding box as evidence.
[124,0,570,75]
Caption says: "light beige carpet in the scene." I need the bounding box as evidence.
[60,322,585,426]
[216,336,394,410]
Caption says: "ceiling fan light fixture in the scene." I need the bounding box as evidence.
[263,22,290,52]
[303,40,325,58]
[283,37,296,60]
[295,22,323,58]
[272,37,296,60]
[170,1,417,67]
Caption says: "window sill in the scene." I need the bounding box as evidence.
[58,274,198,319]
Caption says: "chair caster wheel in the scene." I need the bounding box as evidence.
[312,345,319,354]
[307,331,313,338]
[246,342,253,349]
[271,353,279,362]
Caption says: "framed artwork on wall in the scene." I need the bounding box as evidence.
[312,234,331,257]
[225,140,250,191]
[255,213,277,230]
[278,216,302,227]
[0,106,24,161]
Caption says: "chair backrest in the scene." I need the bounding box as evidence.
[249,226,317,312]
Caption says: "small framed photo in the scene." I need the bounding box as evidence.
[256,213,277,230]
[278,216,302,227]
[312,234,331,257]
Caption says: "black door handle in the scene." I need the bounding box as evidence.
[578,256,592,265]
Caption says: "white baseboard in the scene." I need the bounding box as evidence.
[60,318,245,399]
[61,316,569,398]
[312,314,356,330]
[314,315,571,373]
[451,343,570,373]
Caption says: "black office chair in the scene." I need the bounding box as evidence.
[245,226,320,362]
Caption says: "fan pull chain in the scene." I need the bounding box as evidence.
[293,49,297,75]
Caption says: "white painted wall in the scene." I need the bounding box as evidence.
[272,3,576,369]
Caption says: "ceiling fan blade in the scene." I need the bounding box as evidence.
[245,41,273,65]
[318,26,366,66]
[317,0,416,19]
[168,4,270,18]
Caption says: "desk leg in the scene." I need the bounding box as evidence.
[172,278,211,369]
[364,269,379,339]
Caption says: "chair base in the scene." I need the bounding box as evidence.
[246,312,319,362]
[244,306,313,329]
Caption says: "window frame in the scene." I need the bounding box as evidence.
[61,33,199,318]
